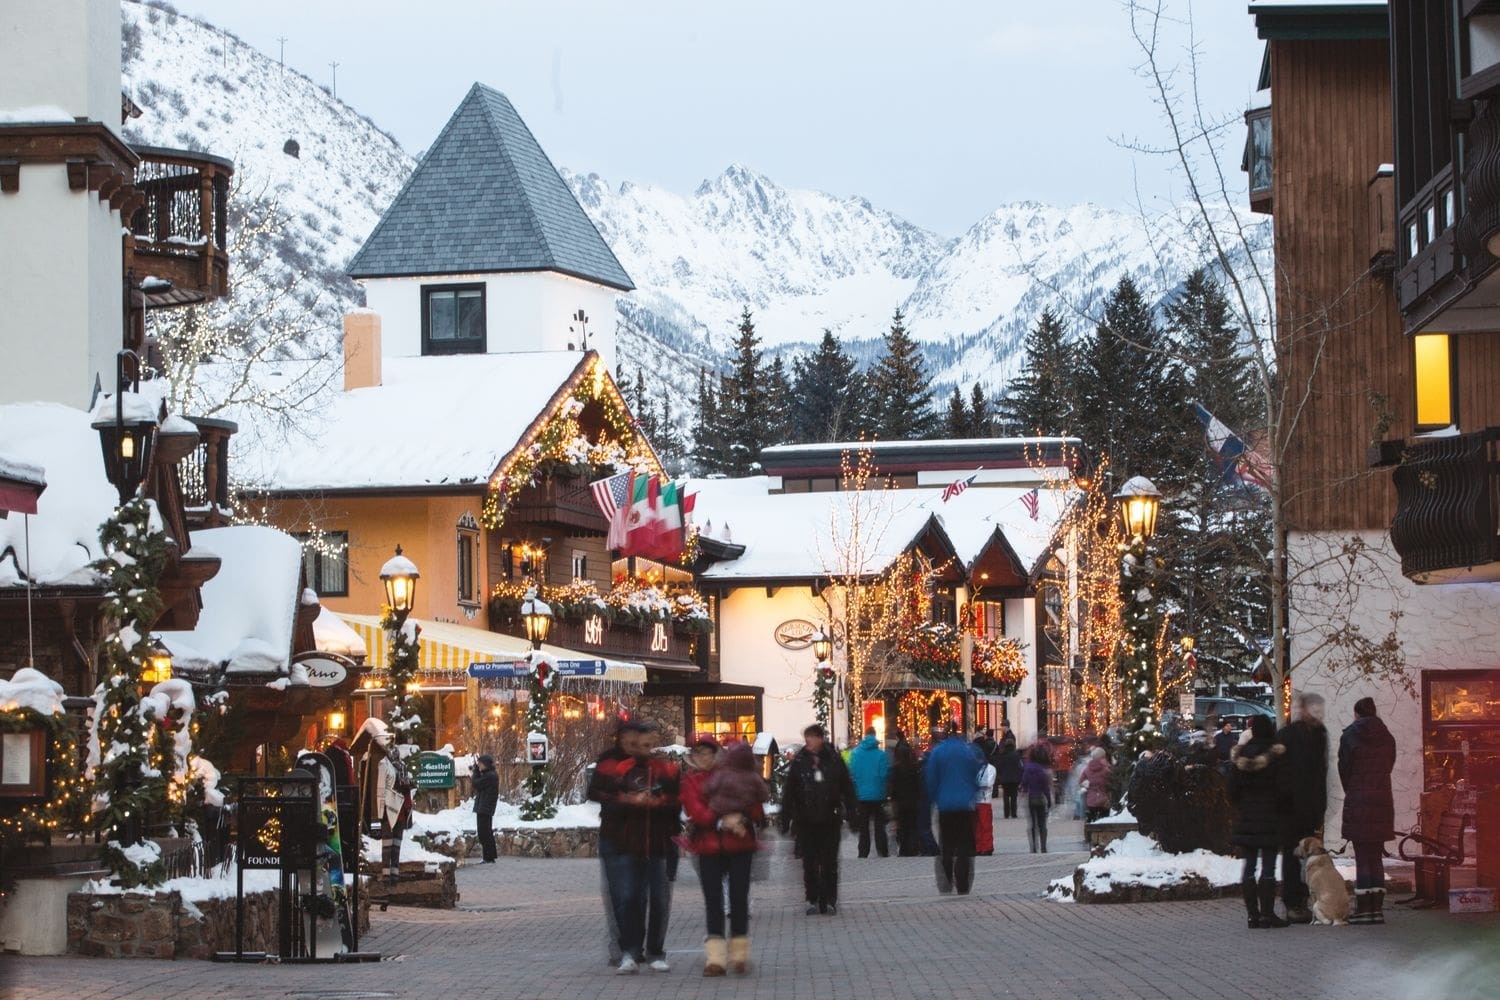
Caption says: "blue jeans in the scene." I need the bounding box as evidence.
[600,842,670,961]
[698,851,753,937]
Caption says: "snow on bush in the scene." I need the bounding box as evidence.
[1045,832,1243,903]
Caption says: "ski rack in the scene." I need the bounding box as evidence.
[212,772,380,963]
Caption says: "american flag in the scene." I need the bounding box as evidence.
[590,471,633,548]
[1020,488,1040,520]
[941,472,978,503]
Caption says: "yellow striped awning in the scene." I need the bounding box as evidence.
[339,614,646,686]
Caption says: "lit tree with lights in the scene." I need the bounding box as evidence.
[1116,477,1167,760]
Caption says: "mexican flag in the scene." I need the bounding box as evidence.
[622,473,666,558]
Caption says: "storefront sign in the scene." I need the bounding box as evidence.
[774,619,817,650]
[414,751,456,790]
[297,656,350,689]
[649,622,670,652]
[468,659,609,678]
[583,615,604,645]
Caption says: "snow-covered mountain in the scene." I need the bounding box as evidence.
[118,1,1266,411]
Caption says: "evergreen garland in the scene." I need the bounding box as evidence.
[1119,535,1166,761]
[88,497,171,888]
[811,662,835,733]
[0,707,87,897]
[382,608,426,748]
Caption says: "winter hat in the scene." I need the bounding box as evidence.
[477,754,494,767]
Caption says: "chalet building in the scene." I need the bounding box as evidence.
[1249,0,1500,868]
[246,84,699,752]
[681,439,1074,751]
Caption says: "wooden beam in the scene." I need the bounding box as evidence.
[0,161,18,193]
[65,159,87,191]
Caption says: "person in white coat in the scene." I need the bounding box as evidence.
[375,735,412,878]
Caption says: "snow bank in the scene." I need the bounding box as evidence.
[80,867,281,918]
[0,105,73,123]
[408,800,603,846]
[1092,807,1137,826]
[160,525,302,675]
[0,667,66,715]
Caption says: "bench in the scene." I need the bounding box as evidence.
[1397,810,1468,909]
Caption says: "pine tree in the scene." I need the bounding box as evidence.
[692,367,732,475]
[791,329,864,443]
[943,386,971,439]
[968,383,993,437]
[717,308,767,475]
[867,308,936,441]
[996,308,1073,435]
[763,355,796,450]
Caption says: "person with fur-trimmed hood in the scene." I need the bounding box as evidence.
[1230,714,1288,929]
[1276,692,1329,923]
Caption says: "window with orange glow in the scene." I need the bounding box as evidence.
[1414,334,1454,429]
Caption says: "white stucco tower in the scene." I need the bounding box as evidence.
[0,0,134,409]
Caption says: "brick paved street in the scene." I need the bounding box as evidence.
[3,815,1497,999]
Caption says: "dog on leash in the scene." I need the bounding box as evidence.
[1296,836,1351,925]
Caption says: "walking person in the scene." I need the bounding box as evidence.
[1021,743,1053,853]
[925,722,985,895]
[682,742,768,976]
[1276,692,1329,923]
[848,727,891,858]
[587,727,631,967]
[994,738,1022,820]
[915,739,941,856]
[974,753,997,855]
[1340,697,1397,925]
[779,724,856,915]
[1081,746,1113,822]
[471,753,499,863]
[587,721,681,973]
[1230,715,1288,928]
[888,730,922,856]
[1214,720,1238,776]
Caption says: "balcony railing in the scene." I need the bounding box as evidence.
[177,416,237,529]
[1388,428,1500,583]
[508,473,608,533]
[490,613,707,668]
[128,145,232,306]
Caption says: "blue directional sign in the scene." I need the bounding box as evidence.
[467,659,608,679]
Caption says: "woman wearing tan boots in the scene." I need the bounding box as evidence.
[681,741,769,976]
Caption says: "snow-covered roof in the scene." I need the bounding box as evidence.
[0,667,66,715]
[690,477,1067,581]
[313,604,368,659]
[160,525,303,675]
[0,454,46,488]
[0,403,120,588]
[238,352,590,492]
[761,437,1078,455]
[691,480,951,581]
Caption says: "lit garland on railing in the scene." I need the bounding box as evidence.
[481,359,660,531]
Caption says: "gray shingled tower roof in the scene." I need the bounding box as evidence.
[347,83,634,290]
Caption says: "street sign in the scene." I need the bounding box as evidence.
[414,751,456,790]
[467,659,608,678]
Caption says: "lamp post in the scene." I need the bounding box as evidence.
[91,350,159,507]
[380,545,419,627]
[141,638,173,687]
[519,588,557,820]
[1114,476,1164,758]
[810,625,835,736]
[379,546,423,747]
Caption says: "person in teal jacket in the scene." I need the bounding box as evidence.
[847,729,891,858]
[924,723,985,894]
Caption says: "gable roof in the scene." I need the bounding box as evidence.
[347,83,634,290]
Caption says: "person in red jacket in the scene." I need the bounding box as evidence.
[682,741,767,977]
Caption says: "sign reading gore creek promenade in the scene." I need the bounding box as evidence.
[415,751,456,789]
[466,660,608,678]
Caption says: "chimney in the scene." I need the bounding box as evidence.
[343,311,382,391]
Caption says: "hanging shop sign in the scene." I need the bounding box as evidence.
[468,660,609,679]
[774,619,817,651]
[296,654,352,689]
[414,751,456,790]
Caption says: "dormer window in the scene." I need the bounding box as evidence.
[422,283,486,355]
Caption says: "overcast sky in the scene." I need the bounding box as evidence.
[170,1,1263,237]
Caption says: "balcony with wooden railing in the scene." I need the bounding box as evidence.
[1383,428,1500,584]
[177,416,238,529]
[508,473,608,534]
[127,145,233,306]
[490,612,708,670]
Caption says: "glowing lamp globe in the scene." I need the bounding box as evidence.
[521,590,554,649]
[811,629,833,664]
[380,545,420,620]
[1114,476,1162,541]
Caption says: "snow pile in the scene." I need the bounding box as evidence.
[160,525,302,675]
[408,800,604,846]
[0,105,74,123]
[362,833,451,869]
[1045,832,1243,903]
[0,403,119,587]
[0,667,66,715]
[1093,807,1137,826]
[80,866,281,917]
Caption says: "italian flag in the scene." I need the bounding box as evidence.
[620,474,695,562]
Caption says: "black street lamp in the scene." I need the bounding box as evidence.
[380,545,419,627]
[1114,475,1166,757]
[91,350,159,506]
[1114,475,1162,542]
[521,589,553,650]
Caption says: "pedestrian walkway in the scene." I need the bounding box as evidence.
[2,814,1496,999]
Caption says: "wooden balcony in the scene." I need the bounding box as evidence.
[177,416,238,529]
[508,473,608,534]
[127,145,233,307]
[1384,428,1500,584]
[1243,104,1272,215]
[490,613,707,669]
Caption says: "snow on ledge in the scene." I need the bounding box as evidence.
[0,105,74,123]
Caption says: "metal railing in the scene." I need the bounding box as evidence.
[1390,428,1500,580]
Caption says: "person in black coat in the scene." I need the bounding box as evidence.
[472,754,500,863]
[779,724,857,915]
[888,730,923,857]
[1339,697,1397,924]
[993,739,1023,819]
[1229,715,1288,929]
[1275,692,1328,923]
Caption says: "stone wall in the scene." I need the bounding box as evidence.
[362,861,458,909]
[67,888,279,959]
[492,826,598,858]
[633,695,685,743]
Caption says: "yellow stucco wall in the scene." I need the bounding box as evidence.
[264,493,490,627]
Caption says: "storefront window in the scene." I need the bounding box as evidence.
[357,688,468,751]
[692,695,757,744]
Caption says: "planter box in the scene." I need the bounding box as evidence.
[66,888,281,959]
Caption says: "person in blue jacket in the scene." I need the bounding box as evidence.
[847,728,891,858]
[924,722,985,895]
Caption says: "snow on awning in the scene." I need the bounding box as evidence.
[339,614,645,688]
[313,605,367,660]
